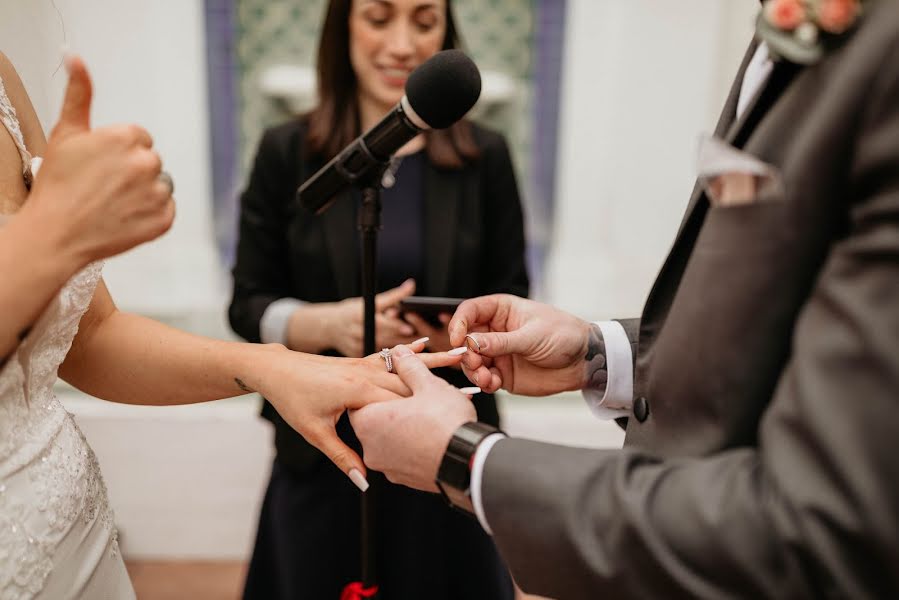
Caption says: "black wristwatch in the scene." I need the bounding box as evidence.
[435,421,504,513]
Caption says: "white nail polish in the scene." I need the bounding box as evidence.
[412,337,430,346]
[459,387,481,395]
[349,468,369,492]
[448,346,468,356]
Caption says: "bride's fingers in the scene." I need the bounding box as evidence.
[406,337,430,353]
[364,370,412,398]
[308,426,370,492]
[416,348,469,370]
[363,337,428,363]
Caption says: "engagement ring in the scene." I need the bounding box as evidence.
[379,348,394,373]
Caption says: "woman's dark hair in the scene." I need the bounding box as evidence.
[306,0,480,169]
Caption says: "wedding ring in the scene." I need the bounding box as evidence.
[158,171,174,195]
[379,348,394,373]
[464,334,481,354]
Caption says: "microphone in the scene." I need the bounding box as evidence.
[296,49,482,215]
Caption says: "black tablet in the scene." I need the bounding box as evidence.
[399,296,465,326]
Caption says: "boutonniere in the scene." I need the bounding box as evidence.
[757,0,863,65]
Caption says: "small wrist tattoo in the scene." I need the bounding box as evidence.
[235,377,255,393]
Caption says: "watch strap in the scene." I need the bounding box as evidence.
[435,422,503,511]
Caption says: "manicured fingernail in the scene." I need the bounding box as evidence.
[448,346,468,356]
[349,468,369,492]
[459,387,481,395]
[412,337,430,346]
[394,345,413,358]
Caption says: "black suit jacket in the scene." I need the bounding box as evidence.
[482,3,899,598]
[230,118,529,473]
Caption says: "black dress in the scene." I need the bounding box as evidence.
[230,117,528,600]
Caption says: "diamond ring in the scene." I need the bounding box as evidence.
[379,348,394,373]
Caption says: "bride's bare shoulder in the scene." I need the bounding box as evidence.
[0,51,47,157]
[0,53,33,213]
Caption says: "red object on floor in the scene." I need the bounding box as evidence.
[340,582,379,600]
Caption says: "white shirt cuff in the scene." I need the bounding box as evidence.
[582,320,634,420]
[470,432,507,535]
[259,298,305,345]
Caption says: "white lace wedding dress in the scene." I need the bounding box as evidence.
[0,78,135,598]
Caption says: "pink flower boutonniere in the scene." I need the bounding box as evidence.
[758,0,864,64]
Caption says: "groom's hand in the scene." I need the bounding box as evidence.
[351,345,476,492]
[448,294,594,396]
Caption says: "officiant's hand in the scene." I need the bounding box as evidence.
[401,312,453,352]
[295,279,421,358]
[257,338,465,490]
[24,54,174,268]
[448,295,593,396]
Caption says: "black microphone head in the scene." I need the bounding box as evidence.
[405,49,481,129]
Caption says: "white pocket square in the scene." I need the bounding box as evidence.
[697,135,784,207]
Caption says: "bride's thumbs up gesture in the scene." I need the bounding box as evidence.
[23,54,175,266]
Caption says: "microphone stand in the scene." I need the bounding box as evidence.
[358,181,382,599]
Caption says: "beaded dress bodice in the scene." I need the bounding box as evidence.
[0,75,120,600]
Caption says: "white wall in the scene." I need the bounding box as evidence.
[546,1,758,319]
[0,0,223,319]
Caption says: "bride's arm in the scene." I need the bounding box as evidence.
[60,281,354,407]
[0,208,84,360]
[60,282,461,480]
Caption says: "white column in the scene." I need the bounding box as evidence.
[545,0,758,320]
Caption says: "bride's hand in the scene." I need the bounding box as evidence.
[253,338,465,489]
[25,55,174,266]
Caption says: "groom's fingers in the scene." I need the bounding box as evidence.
[392,345,443,394]
[448,295,509,346]
[462,329,532,360]
[463,363,503,394]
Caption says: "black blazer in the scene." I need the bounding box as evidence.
[229,118,529,474]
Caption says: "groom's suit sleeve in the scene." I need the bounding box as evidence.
[479,39,899,600]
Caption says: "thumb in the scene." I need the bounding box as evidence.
[375,278,415,311]
[51,54,93,141]
[315,429,370,492]
[392,344,441,394]
[464,329,533,359]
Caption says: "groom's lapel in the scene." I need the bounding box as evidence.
[674,43,804,237]
[674,40,759,233]
[640,42,803,340]
[723,58,803,148]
